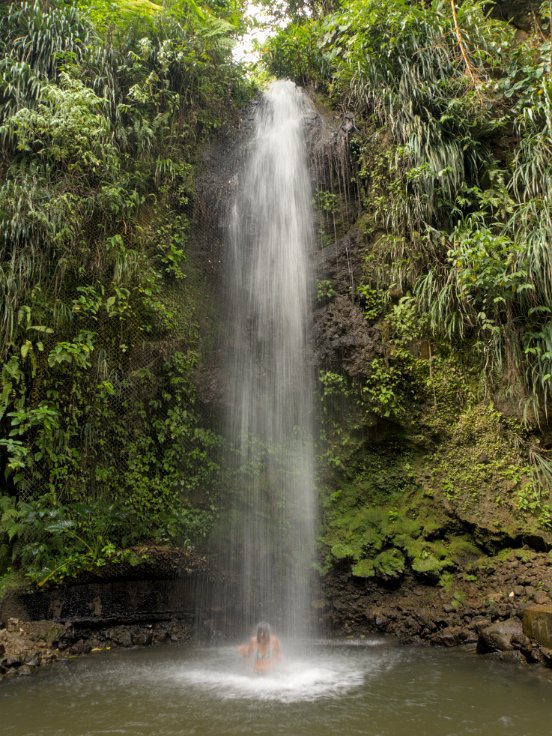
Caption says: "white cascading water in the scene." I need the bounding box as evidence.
[223,80,317,640]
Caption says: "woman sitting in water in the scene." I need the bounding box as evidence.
[239,622,282,675]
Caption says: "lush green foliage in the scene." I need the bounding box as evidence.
[262,1,552,576]
[0,0,250,587]
[3,0,552,594]
[265,0,552,421]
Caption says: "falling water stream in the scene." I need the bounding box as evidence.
[216,80,317,638]
[4,81,552,733]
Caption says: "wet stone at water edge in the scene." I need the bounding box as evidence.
[523,604,552,649]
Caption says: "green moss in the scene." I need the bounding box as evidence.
[446,536,481,565]
[331,543,357,561]
[352,548,405,579]
[321,424,485,580]
[351,558,374,577]
[410,545,451,581]
[477,547,537,573]
[401,537,444,578]
[424,401,541,530]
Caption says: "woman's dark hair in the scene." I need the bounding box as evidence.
[256,622,271,642]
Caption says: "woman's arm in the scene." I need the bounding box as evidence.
[239,636,256,658]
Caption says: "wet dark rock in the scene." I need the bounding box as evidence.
[131,630,153,646]
[511,632,530,649]
[434,628,459,647]
[153,629,169,644]
[25,651,42,668]
[68,640,92,656]
[477,619,523,653]
[416,615,437,633]
[462,631,479,646]
[374,614,389,629]
[332,598,351,611]
[105,627,133,647]
[470,616,491,633]
[487,649,527,665]
[54,625,76,651]
[509,632,545,663]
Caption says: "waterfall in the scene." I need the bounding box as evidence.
[220,80,317,640]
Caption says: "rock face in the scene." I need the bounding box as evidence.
[1,545,210,629]
[491,0,544,31]
[523,604,552,648]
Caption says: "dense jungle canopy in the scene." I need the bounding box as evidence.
[1,0,551,596]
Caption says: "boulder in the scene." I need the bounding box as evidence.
[104,626,133,647]
[523,604,552,648]
[434,628,460,647]
[131,629,153,647]
[477,619,523,653]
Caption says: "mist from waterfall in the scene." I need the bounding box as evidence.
[220,80,317,640]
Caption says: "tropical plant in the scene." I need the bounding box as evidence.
[0,0,248,586]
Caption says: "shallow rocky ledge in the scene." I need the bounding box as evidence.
[0,617,192,680]
[322,550,552,667]
[0,547,205,681]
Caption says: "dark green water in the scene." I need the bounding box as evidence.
[2,639,551,736]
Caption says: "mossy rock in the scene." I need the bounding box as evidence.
[523,605,552,648]
[477,547,538,573]
[331,543,357,561]
[405,537,479,583]
[423,401,551,540]
[352,548,405,580]
[411,553,450,581]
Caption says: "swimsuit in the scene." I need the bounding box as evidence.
[254,644,274,674]
[256,647,273,660]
